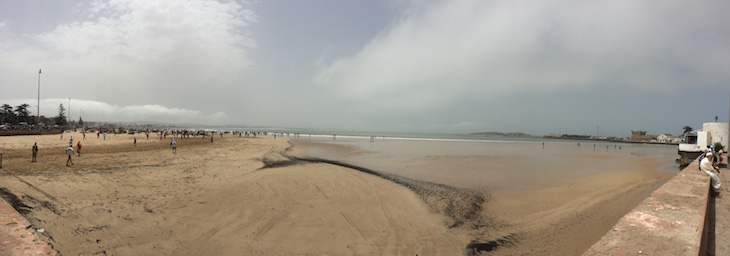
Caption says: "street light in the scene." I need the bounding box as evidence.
[37,69,41,129]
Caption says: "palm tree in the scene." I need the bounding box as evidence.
[15,103,31,124]
[1,104,14,124]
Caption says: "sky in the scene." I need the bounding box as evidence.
[1,0,729,137]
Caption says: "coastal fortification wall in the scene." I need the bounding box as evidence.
[584,157,711,255]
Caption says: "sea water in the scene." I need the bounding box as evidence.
[285,131,679,193]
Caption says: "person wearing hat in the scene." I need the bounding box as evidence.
[700,151,721,196]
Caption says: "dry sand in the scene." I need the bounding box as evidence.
[0,132,468,255]
[0,132,674,255]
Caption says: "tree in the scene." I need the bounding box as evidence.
[15,103,30,124]
[78,116,84,126]
[682,126,693,135]
[55,104,68,127]
[1,104,15,124]
[714,142,725,153]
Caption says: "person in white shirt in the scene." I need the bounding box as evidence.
[700,152,721,196]
[170,139,177,154]
[66,146,74,166]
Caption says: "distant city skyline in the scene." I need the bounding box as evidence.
[1,0,729,137]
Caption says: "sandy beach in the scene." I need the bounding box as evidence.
[0,132,674,255]
[0,132,469,255]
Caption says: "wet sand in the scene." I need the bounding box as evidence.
[0,132,675,255]
[285,138,676,255]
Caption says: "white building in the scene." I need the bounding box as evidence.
[657,134,674,143]
[677,122,729,166]
[704,122,729,149]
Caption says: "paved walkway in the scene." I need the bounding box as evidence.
[708,164,730,255]
[0,196,56,255]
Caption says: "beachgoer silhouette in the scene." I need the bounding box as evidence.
[32,143,38,162]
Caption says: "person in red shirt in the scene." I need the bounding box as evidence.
[76,141,82,156]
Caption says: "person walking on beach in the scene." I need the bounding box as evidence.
[66,145,74,166]
[70,136,73,147]
[134,137,137,147]
[701,152,721,197]
[31,143,38,162]
[170,139,177,154]
[76,141,82,156]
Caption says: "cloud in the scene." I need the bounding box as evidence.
[0,0,257,107]
[0,98,227,124]
[315,0,730,113]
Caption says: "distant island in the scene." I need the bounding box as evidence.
[469,132,535,137]
[470,131,677,145]
[471,131,609,140]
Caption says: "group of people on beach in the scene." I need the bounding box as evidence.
[32,129,271,165]
[700,146,723,197]
[35,134,181,165]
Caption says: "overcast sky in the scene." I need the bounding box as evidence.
[1,0,728,137]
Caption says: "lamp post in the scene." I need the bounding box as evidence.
[37,69,41,129]
[68,98,71,127]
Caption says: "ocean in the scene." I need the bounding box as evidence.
[281,131,679,193]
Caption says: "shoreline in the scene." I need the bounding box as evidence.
[279,153,498,253]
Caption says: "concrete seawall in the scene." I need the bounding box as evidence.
[0,195,56,255]
[584,158,711,255]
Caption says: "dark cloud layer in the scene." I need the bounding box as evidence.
[1,0,728,136]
